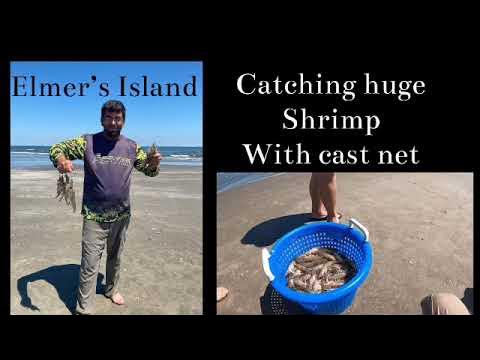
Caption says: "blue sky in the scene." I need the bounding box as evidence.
[10,62,203,146]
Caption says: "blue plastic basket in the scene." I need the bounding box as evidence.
[262,218,373,315]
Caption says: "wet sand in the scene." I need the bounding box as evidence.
[11,165,202,315]
[217,173,473,315]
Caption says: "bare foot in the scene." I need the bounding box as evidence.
[217,287,229,302]
[327,215,340,223]
[327,211,343,223]
[110,292,125,305]
[310,212,328,220]
[311,211,343,221]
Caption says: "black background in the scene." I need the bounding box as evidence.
[2,30,477,325]
[207,40,474,172]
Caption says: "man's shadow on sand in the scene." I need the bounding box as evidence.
[260,283,310,315]
[241,213,312,247]
[17,264,105,314]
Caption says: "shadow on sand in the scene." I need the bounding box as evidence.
[260,283,309,315]
[241,213,315,247]
[17,264,105,314]
[462,288,473,314]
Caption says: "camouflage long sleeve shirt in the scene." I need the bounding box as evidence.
[49,134,159,223]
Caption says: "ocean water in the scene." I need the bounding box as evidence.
[217,173,282,193]
[11,145,202,170]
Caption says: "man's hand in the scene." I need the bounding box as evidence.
[147,152,163,169]
[56,155,74,173]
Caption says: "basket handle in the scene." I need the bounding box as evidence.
[262,248,275,282]
[349,218,369,242]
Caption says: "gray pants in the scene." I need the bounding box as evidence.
[76,216,130,315]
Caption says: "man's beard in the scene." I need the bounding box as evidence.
[105,129,121,138]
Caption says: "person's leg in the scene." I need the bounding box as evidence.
[310,172,340,223]
[105,216,130,304]
[76,219,109,315]
[310,174,328,219]
[422,293,470,315]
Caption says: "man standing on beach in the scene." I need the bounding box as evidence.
[49,100,162,315]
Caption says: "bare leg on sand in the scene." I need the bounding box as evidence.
[310,172,341,223]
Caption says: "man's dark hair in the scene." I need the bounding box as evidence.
[101,100,126,121]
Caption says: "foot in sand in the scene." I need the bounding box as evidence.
[311,203,328,220]
[110,292,125,305]
[327,215,340,223]
[217,287,229,302]
[310,212,343,221]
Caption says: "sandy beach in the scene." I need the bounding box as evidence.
[217,173,473,315]
[11,165,202,315]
